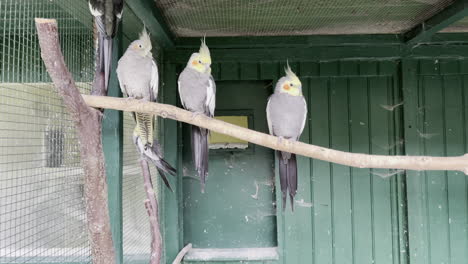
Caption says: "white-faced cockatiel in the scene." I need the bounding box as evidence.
[178,38,216,192]
[88,0,124,94]
[116,29,176,190]
[266,64,307,210]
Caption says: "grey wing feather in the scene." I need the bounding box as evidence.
[206,75,216,117]
[177,80,187,109]
[298,96,308,139]
[266,96,273,135]
[150,60,159,102]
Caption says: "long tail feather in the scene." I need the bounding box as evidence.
[192,125,209,192]
[278,151,298,211]
[288,154,298,211]
[133,133,177,191]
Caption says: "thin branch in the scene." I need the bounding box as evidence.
[172,243,193,264]
[35,19,115,264]
[82,95,468,175]
[140,159,162,264]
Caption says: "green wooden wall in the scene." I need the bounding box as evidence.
[159,44,468,264]
[403,59,468,264]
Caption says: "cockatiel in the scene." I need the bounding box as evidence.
[178,38,216,192]
[266,64,307,210]
[116,29,176,190]
[88,0,124,94]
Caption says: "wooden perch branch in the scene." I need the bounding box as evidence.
[82,95,468,175]
[172,243,193,264]
[141,159,162,264]
[35,19,115,264]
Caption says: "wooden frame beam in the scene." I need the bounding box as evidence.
[404,0,468,45]
[126,0,175,48]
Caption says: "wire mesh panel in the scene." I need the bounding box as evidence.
[0,0,94,263]
[154,0,455,37]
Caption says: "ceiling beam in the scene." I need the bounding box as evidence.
[176,35,404,49]
[126,0,175,49]
[404,0,468,45]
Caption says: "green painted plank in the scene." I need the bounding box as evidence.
[211,63,221,80]
[405,0,468,44]
[349,77,373,264]
[283,78,313,264]
[320,61,339,76]
[443,75,468,263]
[220,62,239,80]
[299,61,319,78]
[329,78,353,264]
[368,77,394,264]
[260,62,278,80]
[359,61,378,75]
[126,0,175,48]
[103,30,124,264]
[419,59,440,75]
[162,63,181,262]
[165,46,402,64]
[404,59,430,264]
[239,62,259,80]
[310,78,333,264]
[379,61,398,76]
[439,59,460,74]
[339,61,359,76]
[423,75,450,264]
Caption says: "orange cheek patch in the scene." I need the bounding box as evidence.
[283,84,290,90]
[192,61,198,66]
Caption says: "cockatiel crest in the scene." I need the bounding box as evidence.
[279,63,302,96]
[188,37,212,73]
[130,27,152,57]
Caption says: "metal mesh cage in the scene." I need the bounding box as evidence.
[154,0,456,37]
[0,1,160,263]
[0,0,93,263]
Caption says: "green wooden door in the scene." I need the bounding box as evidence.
[182,81,277,251]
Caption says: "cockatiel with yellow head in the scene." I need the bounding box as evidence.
[178,38,216,192]
[266,63,307,210]
[117,28,176,190]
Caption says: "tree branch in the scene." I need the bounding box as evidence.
[35,19,115,264]
[172,243,192,264]
[82,94,468,175]
[140,159,162,264]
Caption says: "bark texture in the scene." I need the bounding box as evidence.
[35,19,115,264]
[82,94,468,175]
[141,159,162,264]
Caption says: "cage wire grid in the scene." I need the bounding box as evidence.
[154,0,461,37]
[0,0,160,263]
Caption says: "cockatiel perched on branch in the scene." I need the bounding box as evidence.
[266,64,307,210]
[88,0,124,94]
[116,29,176,190]
[178,38,216,192]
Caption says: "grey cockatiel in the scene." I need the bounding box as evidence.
[88,0,124,94]
[116,29,176,190]
[178,39,216,192]
[266,64,307,210]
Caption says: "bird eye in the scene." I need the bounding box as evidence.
[198,60,202,64]
[138,44,142,48]
[290,83,294,87]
